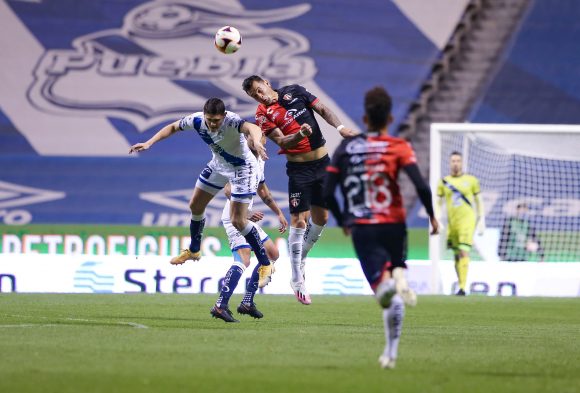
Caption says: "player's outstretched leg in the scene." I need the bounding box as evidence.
[289,226,311,304]
[379,294,405,369]
[238,264,264,319]
[240,222,271,266]
[171,215,204,265]
[211,262,245,323]
[300,219,325,280]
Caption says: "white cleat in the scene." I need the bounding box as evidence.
[378,355,396,369]
[375,279,396,308]
[392,267,417,307]
[290,280,311,305]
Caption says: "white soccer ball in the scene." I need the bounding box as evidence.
[526,240,539,253]
[214,26,242,54]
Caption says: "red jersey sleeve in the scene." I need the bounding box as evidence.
[398,140,417,167]
[255,105,277,135]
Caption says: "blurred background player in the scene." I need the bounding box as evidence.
[436,151,485,296]
[498,203,544,262]
[211,143,288,323]
[129,98,274,282]
[242,75,357,305]
[323,86,439,370]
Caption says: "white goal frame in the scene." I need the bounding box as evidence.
[429,122,580,295]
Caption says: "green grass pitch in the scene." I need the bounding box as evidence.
[1,294,579,393]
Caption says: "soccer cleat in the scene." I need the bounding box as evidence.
[456,289,466,296]
[375,279,396,308]
[258,261,275,288]
[290,280,311,305]
[378,355,396,369]
[237,302,264,319]
[392,267,417,307]
[170,249,201,265]
[210,305,239,323]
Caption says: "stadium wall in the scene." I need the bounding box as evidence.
[1,254,579,297]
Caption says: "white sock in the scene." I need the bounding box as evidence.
[381,308,391,358]
[301,219,325,260]
[288,227,305,282]
[387,294,405,360]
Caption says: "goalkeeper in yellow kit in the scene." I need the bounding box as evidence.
[437,151,485,296]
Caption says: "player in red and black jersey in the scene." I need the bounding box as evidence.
[242,75,357,304]
[323,87,439,369]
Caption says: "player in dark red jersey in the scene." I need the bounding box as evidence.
[323,86,439,369]
[242,75,357,305]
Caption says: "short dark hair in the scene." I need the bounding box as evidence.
[242,75,264,92]
[364,87,392,130]
[450,151,462,157]
[203,98,226,115]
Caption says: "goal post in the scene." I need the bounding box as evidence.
[429,123,580,294]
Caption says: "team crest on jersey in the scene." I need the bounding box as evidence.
[283,93,292,101]
[27,0,316,136]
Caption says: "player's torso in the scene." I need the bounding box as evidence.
[184,111,253,167]
[442,175,476,222]
[258,85,325,154]
[337,135,408,224]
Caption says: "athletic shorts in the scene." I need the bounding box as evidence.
[351,223,407,288]
[286,155,330,214]
[446,221,476,252]
[195,158,260,202]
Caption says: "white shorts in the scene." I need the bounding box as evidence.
[222,213,269,252]
[195,158,260,202]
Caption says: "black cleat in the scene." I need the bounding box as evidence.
[237,302,264,319]
[210,305,239,323]
[455,289,466,296]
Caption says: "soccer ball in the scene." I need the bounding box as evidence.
[214,26,242,54]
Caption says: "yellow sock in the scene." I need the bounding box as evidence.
[455,255,470,291]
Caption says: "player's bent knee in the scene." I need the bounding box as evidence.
[231,218,248,232]
[265,242,279,261]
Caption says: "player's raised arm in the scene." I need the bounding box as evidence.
[403,163,439,235]
[311,100,358,137]
[265,124,312,150]
[129,120,181,154]
[241,122,269,161]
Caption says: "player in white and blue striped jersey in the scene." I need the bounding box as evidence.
[129,98,276,322]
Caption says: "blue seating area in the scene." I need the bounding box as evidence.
[0,0,442,225]
[470,0,580,124]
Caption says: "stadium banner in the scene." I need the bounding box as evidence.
[1,254,578,297]
[0,225,429,260]
[438,261,580,297]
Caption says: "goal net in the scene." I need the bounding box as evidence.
[430,123,580,273]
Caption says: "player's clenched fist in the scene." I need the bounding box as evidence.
[299,123,313,137]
